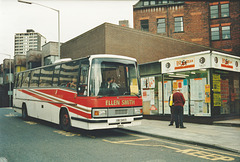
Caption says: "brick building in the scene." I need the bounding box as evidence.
[133,0,240,56]
[61,22,217,64]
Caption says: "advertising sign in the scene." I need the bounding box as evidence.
[162,53,211,73]
[161,51,239,73]
[212,53,240,72]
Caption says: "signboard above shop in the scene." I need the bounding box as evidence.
[212,53,239,72]
[160,51,240,73]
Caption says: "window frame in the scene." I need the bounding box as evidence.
[174,16,184,33]
[157,18,166,33]
[222,26,231,40]
[211,27,220,41]
[141,19,149,32]
[210,5,219,19]
[221,3,230,18]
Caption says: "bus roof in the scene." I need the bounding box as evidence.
[15,54,137,74]
[89,54,137,62]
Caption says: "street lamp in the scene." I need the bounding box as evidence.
[18,0,61,59]
[0,53,12,107]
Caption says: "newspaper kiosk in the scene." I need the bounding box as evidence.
[140,51,240,122]
[160,51,240,120]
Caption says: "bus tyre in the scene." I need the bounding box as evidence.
[60,109,71,132]
[22,104,28,120]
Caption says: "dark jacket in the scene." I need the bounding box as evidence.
[173,92,185,107]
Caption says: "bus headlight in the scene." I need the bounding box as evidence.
[93,109,107,118]
[134,107,143,115]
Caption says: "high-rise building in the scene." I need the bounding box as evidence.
[133,0,240,56]
[14,29,46,72]
[14,29,46,55]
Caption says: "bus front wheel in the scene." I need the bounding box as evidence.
[60,109,71,132]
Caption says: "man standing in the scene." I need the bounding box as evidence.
[168,89,175,126]
[173,88,186,128]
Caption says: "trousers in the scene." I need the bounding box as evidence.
[174,105,184,127]
[170,106,175,124]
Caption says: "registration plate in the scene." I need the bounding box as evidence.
[116,118,127,122]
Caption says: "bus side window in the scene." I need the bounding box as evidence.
[59,61,80,90]
[30,69,40,87]
[17,73,23,88]
[14,74,18,88]
[39,67,54,87]
[53,65,60,87]
[78,60,89,96]
[22,71,30,88]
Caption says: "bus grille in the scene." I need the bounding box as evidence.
[108,108,133,117]
[115,109,128,115]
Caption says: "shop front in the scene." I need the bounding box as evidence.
[140,51,240,123]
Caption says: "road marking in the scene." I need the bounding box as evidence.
[5,113,18,117]
[103,138,150,144]
[103,135,236,161]
[177,149,235,161]
[53,130,81,137]
[124,132,240,158]
[24,121,38,125]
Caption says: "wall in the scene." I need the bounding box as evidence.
[210,1,240,55]
[61,23,212,64]
[133,1,240,56]
[61,24,106,59]
[104,23,211,64]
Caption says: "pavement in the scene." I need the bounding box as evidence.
[123,119,240,153]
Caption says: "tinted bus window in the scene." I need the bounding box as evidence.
[39,66,54,87]
[59,60,80,89]
[78,59,89,95]
[30,69,40,87]
[17,73,23,88]
[14,74,18,88]
[53,65,61,87]
[22,71,30,88]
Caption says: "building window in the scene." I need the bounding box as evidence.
[221,4,229,18]
[44,55,59,65]
[222,26,231,40]
[174,17,183,32]
[150,1,155,5]
[143,1,149,6]
[157,18,166,33]
[211,27,220,41]
[141,20,149,32]
[210,5,219,19]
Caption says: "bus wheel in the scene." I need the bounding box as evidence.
[22,104,28,120]
[60,109,71,132]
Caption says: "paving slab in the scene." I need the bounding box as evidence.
[123,119,240,153]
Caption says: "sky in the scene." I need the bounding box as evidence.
[0,0,138,64]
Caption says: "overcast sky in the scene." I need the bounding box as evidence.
[0,0,138,64]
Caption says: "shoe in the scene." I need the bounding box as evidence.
[168,124,173,126]
[176,126,179,128]
[180,126,186,129]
